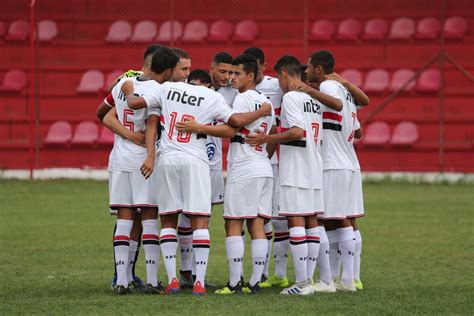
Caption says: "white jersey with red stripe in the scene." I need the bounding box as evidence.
[227,89,275,183]
[207,86,238,170]
[319,80,360,171]
[256,75,283,165]
[104,77,160,171]
[279,91,323,189]
[145,81,236,164]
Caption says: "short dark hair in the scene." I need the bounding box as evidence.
[143,44,162,60]
[212,52,233,65]
[232,54,258,83]
[309,50,335,74]
[243,47,265,64]
[188,69,212,85]
[274,55,302,76]
[171,47,190,59]
[151,47,179,74]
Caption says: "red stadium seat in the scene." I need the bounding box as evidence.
[181,20,208,43]
[336,18,362,40]
[130,20,157,43]
[340,69,363,87]
[71,121,99,145]
[208,20,233,42]
[77,70,104,94]
[233,20,258,42]
[362,18,388,40]
[97,126,115,145]
[443,16,468,39]
[362,121,390,146]
[415,17,441,39]
[389,69,416,93]
[363,69,389,94]
[390,121,418,146]
[103,70,124,92]
[0,69,27,92]
[309,20,335,40]
[0,21,6,38]
[105,20,132,43]
[416,69,441,93]
[388,17,415,40]
[156,20,183,42]
[5,19,29,41]
[38,20,58,42]
[43,121,72,146]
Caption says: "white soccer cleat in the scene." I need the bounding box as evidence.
[313,280,337,293]
[334,279,357,292]
[280,281,313,295]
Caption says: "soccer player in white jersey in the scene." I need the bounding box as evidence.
[247,55,328,295]
[99,46,178,295]
[171,47,191,82]
[121,72,272,296]
[243,47,285,286]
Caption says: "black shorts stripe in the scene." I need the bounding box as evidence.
[193,244,211,249]
[307,240,321,244]
[230,135,245,144]
[113,241,130,247]
[197,133,207,139]
[281,140,306,147]
[323,122,342,131]
[177,231,193,236]
[274,236,290,242]
[160,238,178,244]
[143,240,160,245]
[290,240,307,245]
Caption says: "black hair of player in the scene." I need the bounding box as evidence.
[188,69,212,85]
[232,54,259,83]
[151,47,179,74]
[171,47,191,59]
[213,52,233,65]
[274,55,302,77]
[300,64,308,82]
[309,50,335,74]
[144,44,162,60]
[243,47,265,64]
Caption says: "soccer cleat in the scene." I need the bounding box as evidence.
[128,276,145,292]
[260,274,289,288]
[313,280,337,293]
[242,282,261,295]
[334,279,357,292]
[215,282,242,295]
[280,281,313,295]
[180,271,194,289]
[142,283,165,295]
[354,279,363,290]
[113,285,131,295]
[165,277,181,295]
[193,281,206,296]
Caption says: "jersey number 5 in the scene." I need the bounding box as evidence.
[169,112,195,143]
[123,109,134,131]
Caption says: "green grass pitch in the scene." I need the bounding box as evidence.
[1,179,473,314]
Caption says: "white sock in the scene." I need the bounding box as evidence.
[142,219,160,287]
[354,229,362,281]
[338,227,356,285]
[327,229,341,281]
[250,239,268,286]
[192,229,210,286]
[317,226,332,284]
[178,215,193,272]
[160,228,178,284]
[272,219,289,278]
[306,227,320,281]
[240,230,245,279]
[226,236,244,287]
[263,222,273,278]
[289,226,308,283]
[114,219,133,286]
[127,240,138,283]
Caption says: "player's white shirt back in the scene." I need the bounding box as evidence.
[319,80,360,171]
[207,86,238,170]
[227,89,275,183]
[105,77,160,171]
[145,81,235,164]
[279,91,323,189]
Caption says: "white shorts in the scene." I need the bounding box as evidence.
[156,155,211,216]
[108,170,158,209]
[224,177,273,219]
[320,169,361,220]
[271,164,283,219]
[210,169,224,205]
[348,169,365,218]
[279,185,324,217]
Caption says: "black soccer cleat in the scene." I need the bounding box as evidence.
[113,285,131,295]
[142,282,165,295]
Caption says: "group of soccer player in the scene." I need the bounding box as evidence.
[96,43,370,296]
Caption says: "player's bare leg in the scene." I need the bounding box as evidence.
[113,207,135,295]
[159,213,180,294]
[188,215,211,295]
[351,218,363,290]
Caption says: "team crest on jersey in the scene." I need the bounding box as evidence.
[206,142,216,160]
